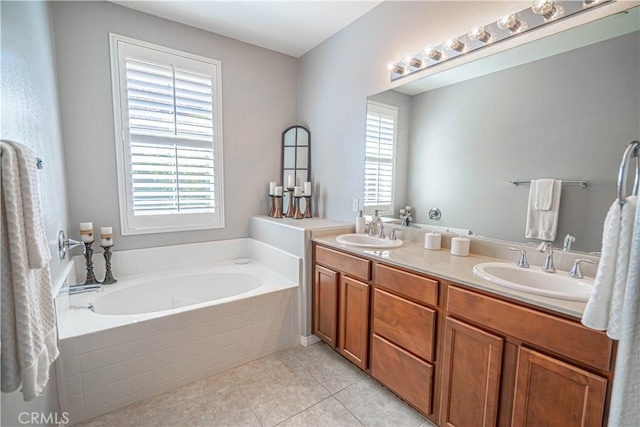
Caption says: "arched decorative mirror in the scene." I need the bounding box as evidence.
[282,125,311,212]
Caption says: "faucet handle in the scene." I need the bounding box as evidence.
[390,228,402,240]
[508,247,530,268]
[569,258,598,279]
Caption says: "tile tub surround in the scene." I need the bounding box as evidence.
[56,239,301,425]
[77,342,436,427]
[312,232,591,318]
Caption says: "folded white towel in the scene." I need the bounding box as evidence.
[1,141,59,401]
[534,178,556,211]
[525,179,562,241]
[582,200,621,331]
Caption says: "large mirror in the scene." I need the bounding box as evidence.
[365,7,639,253]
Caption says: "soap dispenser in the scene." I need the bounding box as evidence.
[356,210,365,234]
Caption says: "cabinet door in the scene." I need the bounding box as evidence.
[338,275,371,369]
[440,317,504,427]
[512,348,607,427]
[313,265,339,347]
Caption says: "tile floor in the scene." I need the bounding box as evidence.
[77,342,437,427]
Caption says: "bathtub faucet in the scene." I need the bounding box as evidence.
[69,283,102,295]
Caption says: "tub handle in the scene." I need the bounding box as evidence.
[88,303,95,312]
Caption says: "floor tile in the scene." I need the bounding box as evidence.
[202,384,261,426]
[335,378,426,427]
[278,396,363,427]
[155,395,208,426]
[291,342,366,394]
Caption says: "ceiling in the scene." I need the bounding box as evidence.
[110,1,383,58]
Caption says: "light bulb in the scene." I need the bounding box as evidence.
[532,0,563,20]
[468,27,492,43]
[444,38,465,53]
[386,62,404,74]
[497,14,525,33]
[403,54,422,69]
[583,0,603,8]
[424,46,443,61]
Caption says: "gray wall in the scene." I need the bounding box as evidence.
[1,1,66,424]
[406,32,639,252]
[299,1,524,220]
[51,1,298,251]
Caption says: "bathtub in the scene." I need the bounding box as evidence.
[55,242,300,425]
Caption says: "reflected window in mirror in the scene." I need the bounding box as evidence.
[364,101,398,215]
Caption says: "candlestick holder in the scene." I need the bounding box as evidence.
[101,246,118,285]
[268,195,275,217]
[83,242,100,285]
[273,195,283,218]
[285,187,295,218]
[304,196,313,218]
[293,196,304,219]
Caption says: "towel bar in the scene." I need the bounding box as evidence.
[617,140,640,205]
[509,180,588,188]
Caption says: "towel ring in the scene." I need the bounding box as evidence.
[617,140,640,205]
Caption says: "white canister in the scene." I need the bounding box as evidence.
[424,232,441,250]
[451,236,471,257]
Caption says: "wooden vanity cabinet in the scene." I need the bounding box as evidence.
[313,245,371,370]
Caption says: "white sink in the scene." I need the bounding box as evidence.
[336,234,403,249]
[472,262,594,302]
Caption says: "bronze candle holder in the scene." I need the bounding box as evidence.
[293,196,304,219]
[285,187,295,218]
[304,196,312,218]
[83,241,100,285]
[273,195,283,218]
[268,195,276,217]
[101,246,117,284]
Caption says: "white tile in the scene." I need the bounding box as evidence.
[83,385,109,409]
[134,250,152,275]
[104,342,136,366]
[266,305,279,321]
[266,292,280,307]
[279,301,292,318]
[129,354,154,376]
[279,288,293,303]
[251,295,267,310]
[237,298,252,314]
[66,393,84,416]
[80,350,105,373]
[215,331,237,350]
[237,312,253,328]
[212,316,237,335]
[82,368,107,391]
[81,401,111,422]
[251,307,266,324]
[132,371,154,394]
[252,321,268,339]
[61,355,81,378]
[237,326,253,344]
[119,251,137,277]
[107,377,134,401]
[216,301,237,319]
[153,360,189,385]
[65,375,83,396]
[58,338,79,357]
[106,360,132,384]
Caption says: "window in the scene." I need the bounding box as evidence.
[364,101,398,215]
[109,34,224,234]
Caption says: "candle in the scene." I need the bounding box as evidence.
[100,226,114,247]
[294,186,302,197]
[287,175,295,189]
[451,236,471,257]
[304,181,312,196]
[269,181,277,195]
[80,222,94,243]
[424,232,442,250]
[274,186,283,196]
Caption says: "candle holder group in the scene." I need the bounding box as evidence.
[267,181,313,220]
[79,222,118,286]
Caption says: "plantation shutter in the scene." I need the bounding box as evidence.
[125,58,216,215]
[364,102,397,213]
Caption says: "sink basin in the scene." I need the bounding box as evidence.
[336,234,403,249]
[472,262,594,302]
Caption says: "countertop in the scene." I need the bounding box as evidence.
[312,234,588,319]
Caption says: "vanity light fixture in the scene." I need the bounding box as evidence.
[444,38,466,52]
[497,14,526,33]
[532,0,563,21]
[468,27,492,44]
[387,0,613,81]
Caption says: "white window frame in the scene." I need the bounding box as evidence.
[109,33,225,235]
[364,100,398,216]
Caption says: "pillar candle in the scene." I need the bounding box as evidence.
[80,222,94,243]
[424,232,441,250]
[274,186,283,196]
[100,226,114,247]
[287,175,295,189]
[451,236,471,257]
[294,186,302,197]
[269,181,277,195]
[304,181,312,196]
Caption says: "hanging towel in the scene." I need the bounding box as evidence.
[525,179,562,241]
[608,196,640,426]
[533,178,556,210]
[607,195,637,339]
[582,200,621,330]
[1,141,59,401]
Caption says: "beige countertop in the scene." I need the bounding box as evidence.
[312,234,588,319]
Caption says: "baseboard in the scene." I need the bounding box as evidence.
[299,335,320,346]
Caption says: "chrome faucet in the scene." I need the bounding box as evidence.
[563,233,576,252]
[69,283,102,295]
[568,258,598,279]
[390,228,402,240]
[369,210,382,237]
[508,248,529,268]
[400,213,412,227]
[537,241,556,273]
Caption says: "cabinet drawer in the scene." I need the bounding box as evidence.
[447,286,613,370]
[315,245,371,281]
[371,334,433,416]
[373,288,436,361]
[375,264,438,307]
